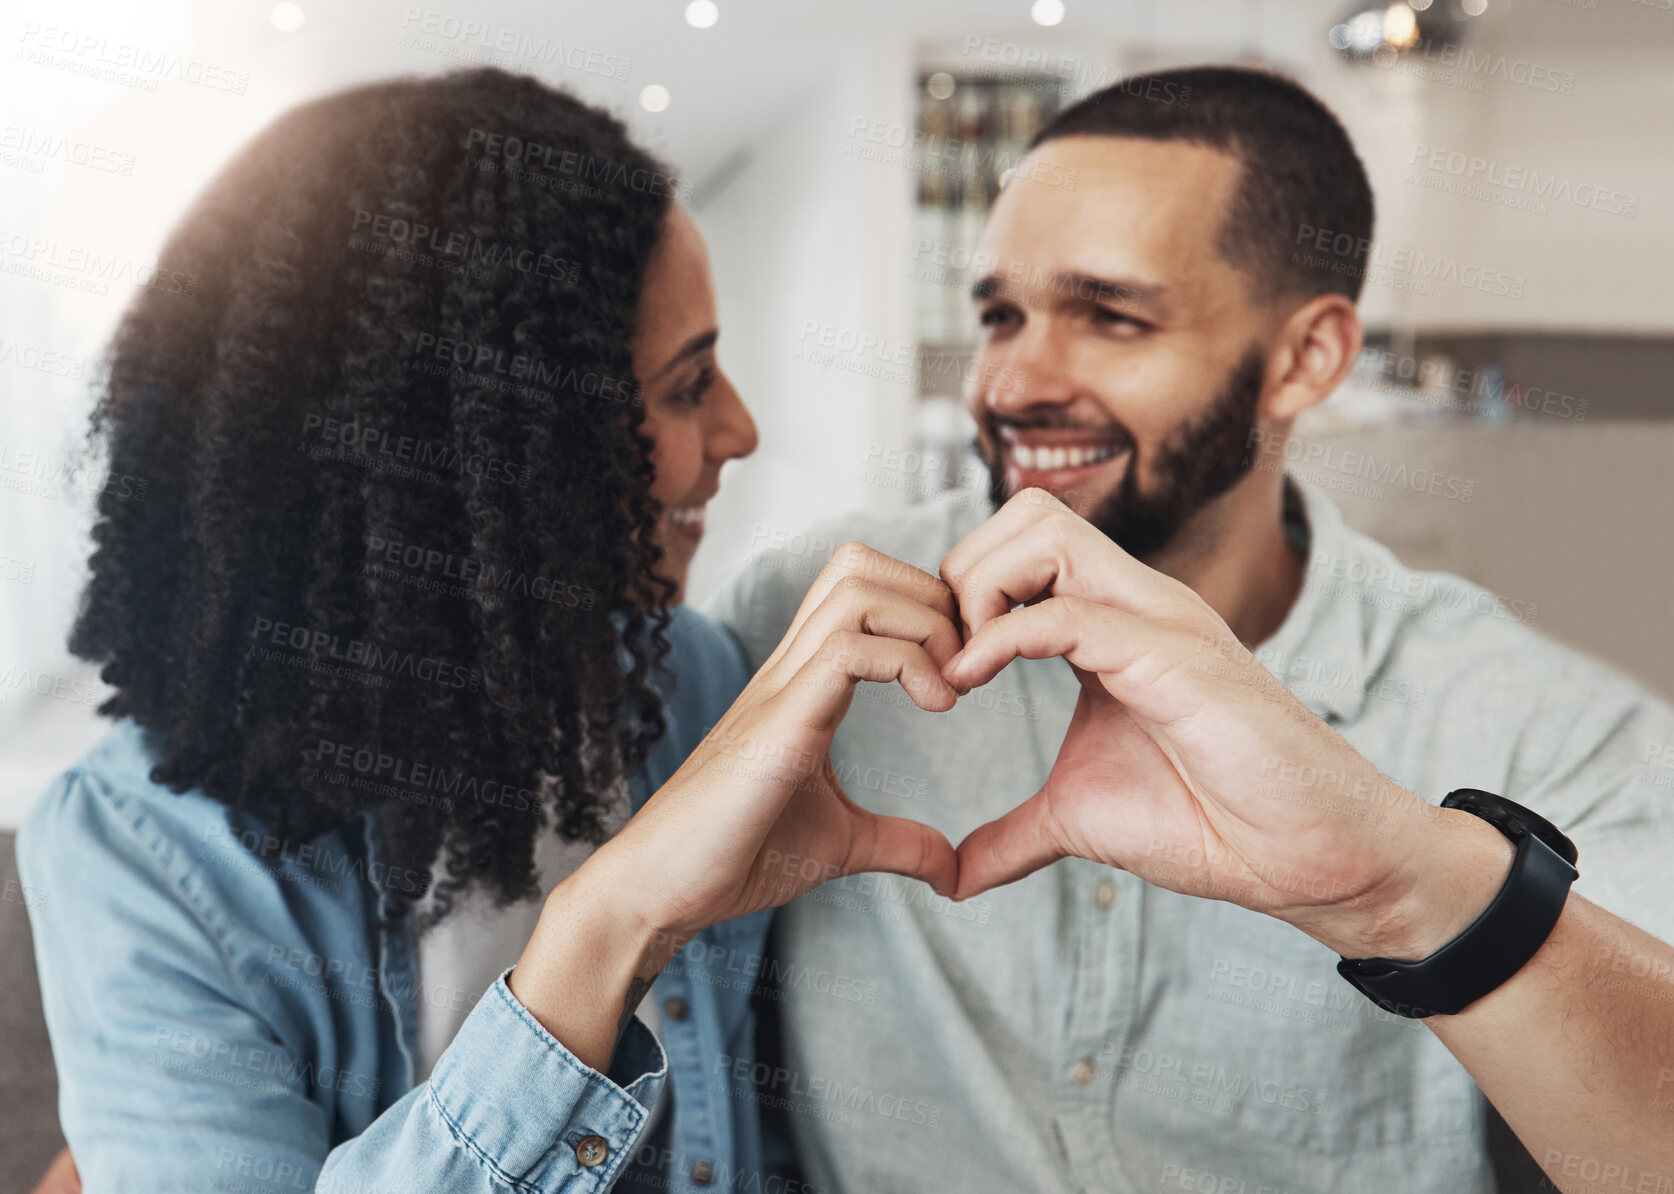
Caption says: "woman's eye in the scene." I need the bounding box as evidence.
[672,367,715,407]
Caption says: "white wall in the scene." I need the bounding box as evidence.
[685,37,919,605]
[1298,23,1674,334]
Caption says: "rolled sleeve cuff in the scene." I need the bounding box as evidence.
[428,969,667,1190]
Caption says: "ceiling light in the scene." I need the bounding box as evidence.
[1383,3,1419,48]
[1031,0,1066,27]
[270,3,305,32]
[1346,10,1385,51]
[685,0,719,29]
[639,84,671,113]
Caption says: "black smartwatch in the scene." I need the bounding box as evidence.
[1336,789,1578,1019]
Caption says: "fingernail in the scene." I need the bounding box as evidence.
[946,648,965,673]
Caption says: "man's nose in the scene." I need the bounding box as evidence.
[983,321,1077,416]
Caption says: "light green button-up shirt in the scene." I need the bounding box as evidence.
[705,478,1674,1194]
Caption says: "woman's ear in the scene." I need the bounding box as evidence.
[1258,294,1364,423]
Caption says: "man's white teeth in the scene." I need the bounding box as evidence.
[669,506,705,527]
[1012,443,1122,471]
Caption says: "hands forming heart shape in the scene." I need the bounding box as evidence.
[613,488,1465,970]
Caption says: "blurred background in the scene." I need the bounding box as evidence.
[2,0,1672,826]
[1,1,1671,1185]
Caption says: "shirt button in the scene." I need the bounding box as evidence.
[691,1159,715,1186]
[1093,880,1119,909]
[664,996,690,1021]
[1069,1058,1096,1086]
[574,1135,609,1168]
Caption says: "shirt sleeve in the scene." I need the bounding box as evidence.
[1506,667,1674,944]
[325,975,666,1193]
[19,767,666,1193]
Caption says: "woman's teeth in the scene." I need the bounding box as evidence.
[668,505,705,529]
[1011,443,1123,471]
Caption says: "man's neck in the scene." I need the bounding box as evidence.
[1145,478,1306,648]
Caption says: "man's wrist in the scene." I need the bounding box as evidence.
[1302,805,1517,962]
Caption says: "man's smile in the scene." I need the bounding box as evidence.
[999,425,1133,496]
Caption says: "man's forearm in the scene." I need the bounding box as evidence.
[1304,801,1674,1194]
[1425,891,1674,1194]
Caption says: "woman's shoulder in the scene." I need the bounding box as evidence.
[19,718,220,887]
[18,719,374,988]
[662,603,750,713]
[626,607,749,797]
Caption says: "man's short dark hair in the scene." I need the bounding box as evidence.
[1031,66,1375,304]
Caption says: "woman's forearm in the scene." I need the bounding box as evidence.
[504,848,677,1074]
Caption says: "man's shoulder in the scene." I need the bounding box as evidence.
[1327,520,1667,729]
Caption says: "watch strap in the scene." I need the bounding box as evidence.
[1337,792,1578,1018]
[1440,786,1578,867]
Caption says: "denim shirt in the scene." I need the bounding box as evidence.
[19,605,782,1194]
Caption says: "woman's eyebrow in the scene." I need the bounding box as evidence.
[653,329,718,380]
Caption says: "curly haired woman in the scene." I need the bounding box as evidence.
[19,68,960,1194]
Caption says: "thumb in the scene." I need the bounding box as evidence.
[842,808,960,898]
[953,789,1066,900]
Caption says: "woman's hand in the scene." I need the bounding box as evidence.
[603,541,963,945]
[509,543,963,1070]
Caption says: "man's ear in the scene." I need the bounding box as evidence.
[1259,294,1363,423]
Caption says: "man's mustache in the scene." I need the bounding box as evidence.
[982,409,1136,453]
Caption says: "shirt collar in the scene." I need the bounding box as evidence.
[1249,475,1376,726]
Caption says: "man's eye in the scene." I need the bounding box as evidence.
[1093,307,1146,331]
[979,305,1019,329]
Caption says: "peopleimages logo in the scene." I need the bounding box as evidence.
[1407,144,1639,219]
[1291,223,1525,300]
[248,616,483,692]
[300,412,532,488]
[1246,430,1476,503]
[397,8,632,80]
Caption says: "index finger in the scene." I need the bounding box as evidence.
[773,541,956,665]
[941,489,1193,636]
[938,486,1067,601]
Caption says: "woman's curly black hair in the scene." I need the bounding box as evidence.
[71,67,682,926]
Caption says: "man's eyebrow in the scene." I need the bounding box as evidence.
[652,329,718,380]
[1055,272,1165,306]
[970,271,1166,307]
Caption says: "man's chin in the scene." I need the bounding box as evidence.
[999,464,1128,523]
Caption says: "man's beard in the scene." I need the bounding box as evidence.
[984,345,1266,562]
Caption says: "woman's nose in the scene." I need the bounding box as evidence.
[709,372,758,461]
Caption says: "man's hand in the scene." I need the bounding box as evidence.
[939,488,1512,961]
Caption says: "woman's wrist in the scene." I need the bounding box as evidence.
[504,848,679,1072]
[570,840,698,974]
